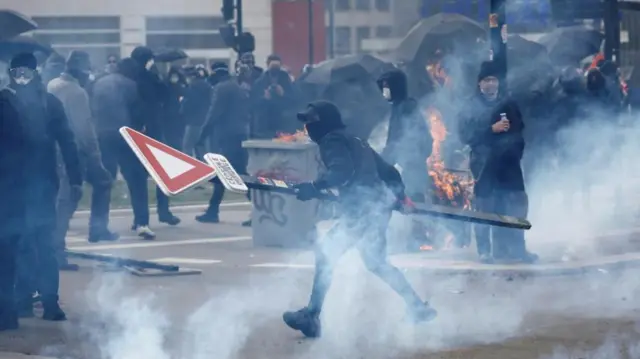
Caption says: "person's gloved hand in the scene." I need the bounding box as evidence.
[293,182,318,201]
[395,193,416,213]
[69,184,83,203]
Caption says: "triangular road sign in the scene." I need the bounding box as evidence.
[119,127,216,196]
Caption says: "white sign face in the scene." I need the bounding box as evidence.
[203,153,249,193]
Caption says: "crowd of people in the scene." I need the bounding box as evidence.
[0,47,304,330]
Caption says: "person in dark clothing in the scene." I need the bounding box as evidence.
[251,54,295,138]
[48,51,118,271]
[377,68,433,247]
[92,58,155,240]
[195,63,250,223]
[129,46,181,230]
[458,61,538,264]
[40,53,65,86]
[9,53,82,321]
[162,65,187,150]
[0,85,29,330]
[182,66,212,157]
[282,100,437,338]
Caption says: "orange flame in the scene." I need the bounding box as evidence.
[425,107,473,210]
[274,128,309,143]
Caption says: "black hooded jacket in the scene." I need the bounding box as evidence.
[304,101,405,207]
[129,46,165,135]
[378,69,432,168]
[458,91,526,196]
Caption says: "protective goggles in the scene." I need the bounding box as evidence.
[9,67,35,80]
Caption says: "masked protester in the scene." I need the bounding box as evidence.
[92,58,154,240]
[195,63,250,223]
[129,46,181,235]
[252,54,294,138]
[48,51,118,270]
[282,101,437,338]
[0,79,30,330]
[377,69,433,248]
[458,61,538,264]
[9,52,82,321]
[162,65,187,150]
[182,65,212,158]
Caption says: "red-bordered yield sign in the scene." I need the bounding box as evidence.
[119,126,216,196]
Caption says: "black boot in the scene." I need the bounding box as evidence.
[241,219,251,227]
[159,212,181,226]
[88,229,120,243]
[42,297,66,322]
[195,213,219,224]
[283,307,321,338]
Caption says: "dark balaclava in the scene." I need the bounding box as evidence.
[131,46,155,71]
[296,100,346,143]
[377,68,409,103]
[9,52,38,91]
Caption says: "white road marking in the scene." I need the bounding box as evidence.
[151,257,222,265]
[67,236,251,251]
[251,263,314,269]
[66,236,139,244]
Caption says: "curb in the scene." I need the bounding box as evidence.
[73,201,251,218]
[391,252,640,278]
[0,353,57,359]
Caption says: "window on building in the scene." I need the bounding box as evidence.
[32,16,120,30]
[355,0,371,11]
[375,26,393,38]
[335,0,351,11]
[374,0,391,12]
[145,16,225,31]
[34,33,121,45]
[356,26,371,52]
[335,26,352,55]
[145,34,226,50]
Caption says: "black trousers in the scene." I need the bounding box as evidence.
[474,190,529,258]
[15,225,59,305]
[307,206,423,315]
[98,132,150,226]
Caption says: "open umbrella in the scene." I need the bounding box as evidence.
[0,10,38,41]
[155,48,188,63]
[301,54,391,85]
[395,13,486,63]
[538,26,603,66]
[0,35,53,60]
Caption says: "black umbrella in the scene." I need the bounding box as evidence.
[302,54,391,85]
[538,26,603,65]
[395,13,486,63]
[0,35,53,60]
[0,10,38,41]
[155,49,188,63]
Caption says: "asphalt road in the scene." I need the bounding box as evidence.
[2,203,640,359]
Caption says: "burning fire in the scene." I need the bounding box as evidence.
[426,107,473,209]
[274,128,310,143]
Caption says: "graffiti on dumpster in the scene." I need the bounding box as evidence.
[253,189,287,226]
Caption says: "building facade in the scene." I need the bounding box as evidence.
[0,0,274,68]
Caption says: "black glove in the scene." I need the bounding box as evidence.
[293,182,318,201]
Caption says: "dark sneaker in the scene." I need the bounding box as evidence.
[283,307,321,338]
[241,219,251,227]
[479,253,494,264]
[135,226,156,240]
[406,302,438,324]
[88,230,120,243]
[195,213,220,224]
[42,303,67,321]
[159,213,181,226]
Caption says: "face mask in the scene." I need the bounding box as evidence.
[88,73,95,82]
[170,76,179,84]
[382,87,391,100]
[145,59,154,70]
[10,67,35,85]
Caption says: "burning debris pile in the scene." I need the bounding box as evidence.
[426,107,473,209]
[274,128,310,143]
